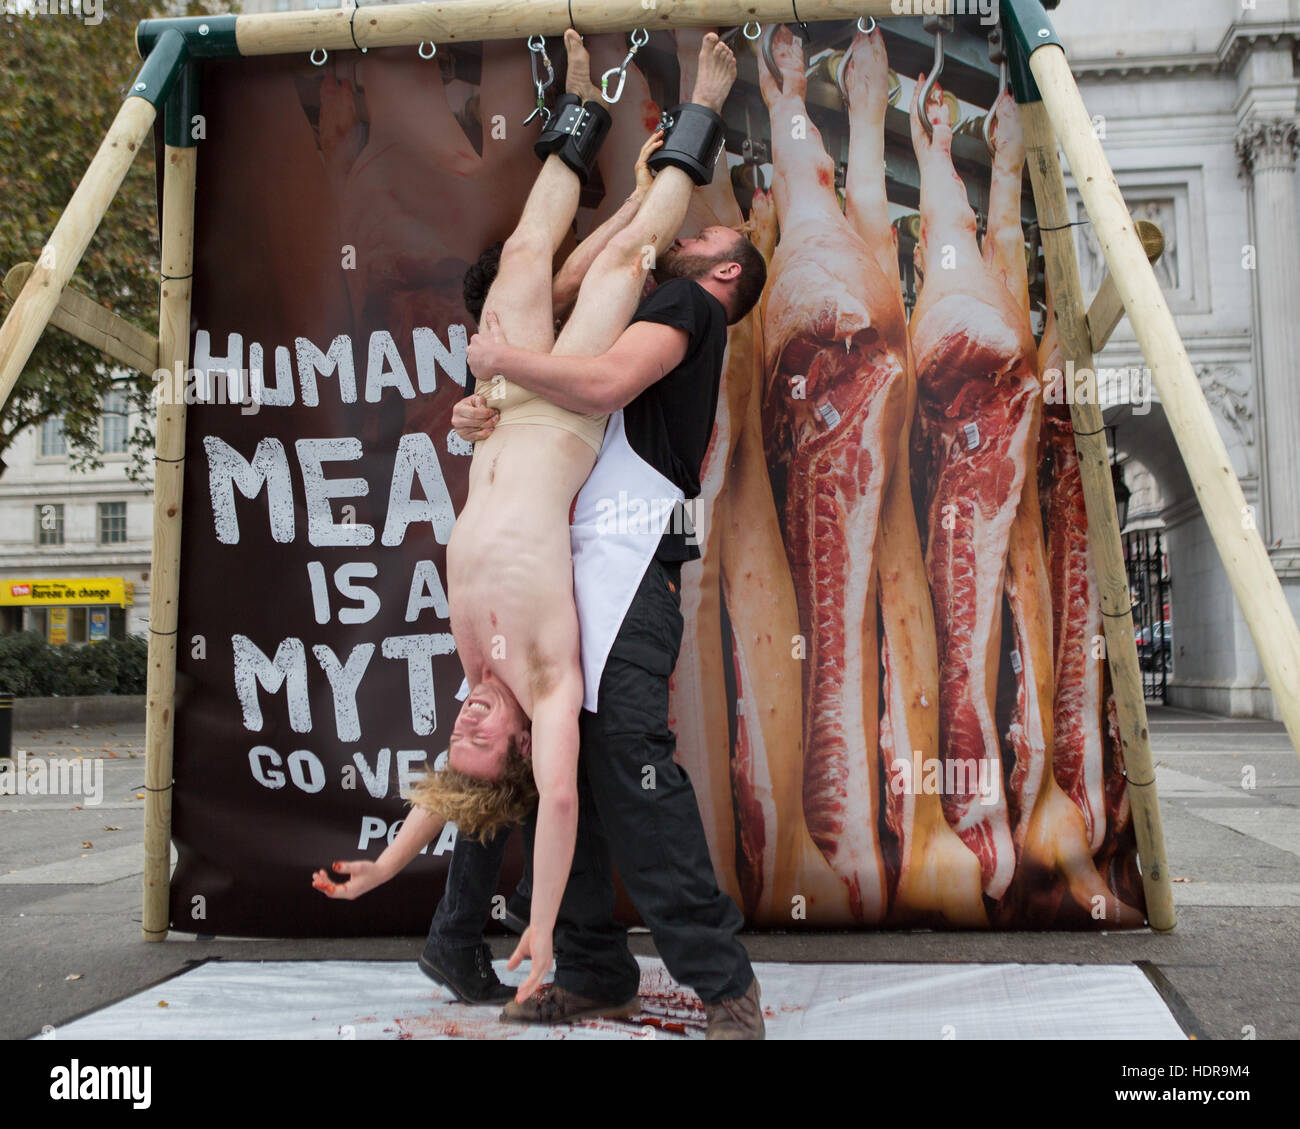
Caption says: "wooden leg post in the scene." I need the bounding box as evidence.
[1027,43,1300,757]
[141,141,196,941]
[1022,102,1177,933]
[142,58,200,941]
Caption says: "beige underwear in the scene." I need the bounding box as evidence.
[481,375,608,456]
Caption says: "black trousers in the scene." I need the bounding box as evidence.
[546,557,753,1004]
[427,558,752,1005]
[423,824,527,955]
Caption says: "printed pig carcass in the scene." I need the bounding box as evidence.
[1037,302,1108,852]
[1023,300,1145,925]
[720,182,852,924]
[836,26,987,926]
[908,84,1037,901]
[758,27,905,921]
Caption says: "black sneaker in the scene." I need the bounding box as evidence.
[418,942,514,1005]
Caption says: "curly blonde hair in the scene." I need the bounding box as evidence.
[407,737,537,841]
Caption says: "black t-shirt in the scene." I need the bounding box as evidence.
[466,277,727,561]
[624,277,728,562]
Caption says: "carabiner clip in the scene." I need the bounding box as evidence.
[523,35,555,126]
[601,28,650,104]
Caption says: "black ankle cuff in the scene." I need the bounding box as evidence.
[555,100,613,185]
[647,102,728,187]
[533,92,584,159]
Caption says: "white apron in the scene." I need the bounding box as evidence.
[570,409,684,712]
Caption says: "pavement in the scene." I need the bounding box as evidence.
[1,705,1296,1041]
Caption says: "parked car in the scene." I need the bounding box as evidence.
[1135,620,1172,670]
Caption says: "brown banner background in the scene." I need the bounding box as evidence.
[171,22,1145,937]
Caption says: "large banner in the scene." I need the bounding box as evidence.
[170,19,1145,936]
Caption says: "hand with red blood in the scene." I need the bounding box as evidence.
[311,859,387,900]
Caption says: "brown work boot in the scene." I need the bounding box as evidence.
[704,978,765,1040]
[500,983,641,1025]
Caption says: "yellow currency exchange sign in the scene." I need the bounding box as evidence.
[0,578,134,607]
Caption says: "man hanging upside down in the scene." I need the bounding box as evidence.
[316,30,770,1038]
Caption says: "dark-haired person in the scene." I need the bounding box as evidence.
[413,34,764,1034]
[458,116,769,1045]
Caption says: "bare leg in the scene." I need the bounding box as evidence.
[481,30,597,353]
[756,26,843,231]
[842,27,899,282]
[555,33,737,360]
[676,27,743,229]
[908,73,981,284]
[982,90,1030,311]
[585,34,662,230]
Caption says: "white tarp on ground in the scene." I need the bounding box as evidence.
[53,958,1186,1040]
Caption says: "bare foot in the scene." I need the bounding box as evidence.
[842,27,890,119]
[987,89,1025,166]
[910,74,954,157]
[748,185,779,263]
[564,29,601,104]
[689,31,737,112]
[765,25,806,102]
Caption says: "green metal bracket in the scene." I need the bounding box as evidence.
[164,62,203,149]
[125,27,189,109]
[999,0,1062,104]
[137,15,240,61]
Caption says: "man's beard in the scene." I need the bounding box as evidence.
[654,247,722,283]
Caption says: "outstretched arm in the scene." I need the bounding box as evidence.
[311,804,444,900]
[467,311,688,416]
[507,689,581,1002]
[551,130,664,320]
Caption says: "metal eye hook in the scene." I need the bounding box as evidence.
[760,19,812,91]
[743,20,762,41]
[918,15,953,141]
[601,27,650,104]
[857,16,876,35]
[524,34,556,125]
[418,40,437,60]
[310,46,328,66]
[982,26,1009,155]
[528,34,554,88]
[835,40,856,106]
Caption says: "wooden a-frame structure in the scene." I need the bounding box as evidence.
[2,0,1297,943]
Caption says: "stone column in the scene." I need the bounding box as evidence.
[1236,118,1300,576]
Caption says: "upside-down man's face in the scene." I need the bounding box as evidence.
[447,679,531,780]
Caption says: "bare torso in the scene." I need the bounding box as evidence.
[447,421,596,718]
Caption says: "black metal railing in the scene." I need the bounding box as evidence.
[1123,527,1171,701]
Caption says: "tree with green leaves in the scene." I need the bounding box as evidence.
[0,0,223,481]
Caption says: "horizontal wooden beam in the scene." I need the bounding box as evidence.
[1086,219,1166,353]
[229,1,918,57]
[3,263,159,375]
